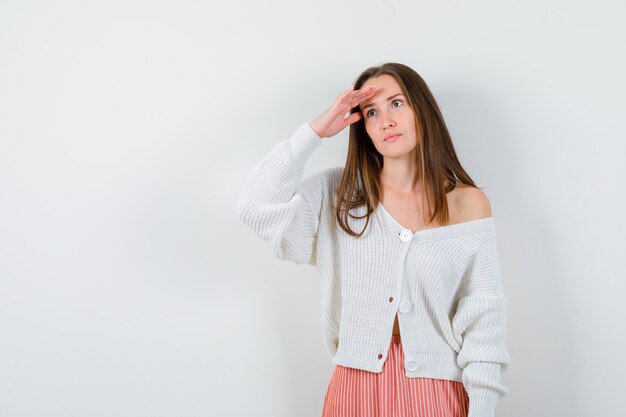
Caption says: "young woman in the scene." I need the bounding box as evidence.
[236,62,511,417]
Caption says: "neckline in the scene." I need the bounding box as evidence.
[375,202,495,241]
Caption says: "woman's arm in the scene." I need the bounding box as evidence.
[451,229,512,417]
[235,123,329,265]
[236,85,376,265]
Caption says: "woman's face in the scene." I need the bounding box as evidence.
[358,74,418,158]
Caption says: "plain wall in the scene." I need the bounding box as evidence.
[1,0,624,416]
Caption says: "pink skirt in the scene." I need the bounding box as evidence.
[321,335,469,417]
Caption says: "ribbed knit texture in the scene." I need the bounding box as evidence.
[235,123,512,417]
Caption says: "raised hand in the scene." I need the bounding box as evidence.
[309,85,377,139]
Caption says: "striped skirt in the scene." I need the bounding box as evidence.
[321,335,469,417]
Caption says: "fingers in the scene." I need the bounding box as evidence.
[347,86,376,108]
[336,85,376,121]
[339,85,376,101]
[345,111,363,126]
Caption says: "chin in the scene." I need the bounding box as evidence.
[381,150,411,159]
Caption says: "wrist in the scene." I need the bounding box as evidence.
[308,121,324,139]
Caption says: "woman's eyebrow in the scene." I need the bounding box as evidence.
[361,93,404,110]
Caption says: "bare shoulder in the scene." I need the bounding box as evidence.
[449,184,492,222]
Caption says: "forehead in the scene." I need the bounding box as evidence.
[359,74,403,108]
[361,74,401,91]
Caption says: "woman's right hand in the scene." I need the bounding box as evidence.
[309,85,377,139]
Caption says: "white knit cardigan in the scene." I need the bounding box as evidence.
[235,122,512,417]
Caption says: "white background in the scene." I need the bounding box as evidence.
[1,1,624,416]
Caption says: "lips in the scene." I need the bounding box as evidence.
[384,134,401,142]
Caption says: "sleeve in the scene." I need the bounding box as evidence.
[451,229,512,417]
[235,122,327,266]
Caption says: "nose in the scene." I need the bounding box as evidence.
[381,110,396,129]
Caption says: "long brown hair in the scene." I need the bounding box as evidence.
[334,62,480,238]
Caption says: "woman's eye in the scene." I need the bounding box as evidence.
[366,100,402,118]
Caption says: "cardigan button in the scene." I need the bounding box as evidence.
[399,229,412,242]
[388,296,394,302]
[406,360,418,371]
[398,300,411,314]
[377,353,383,360]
